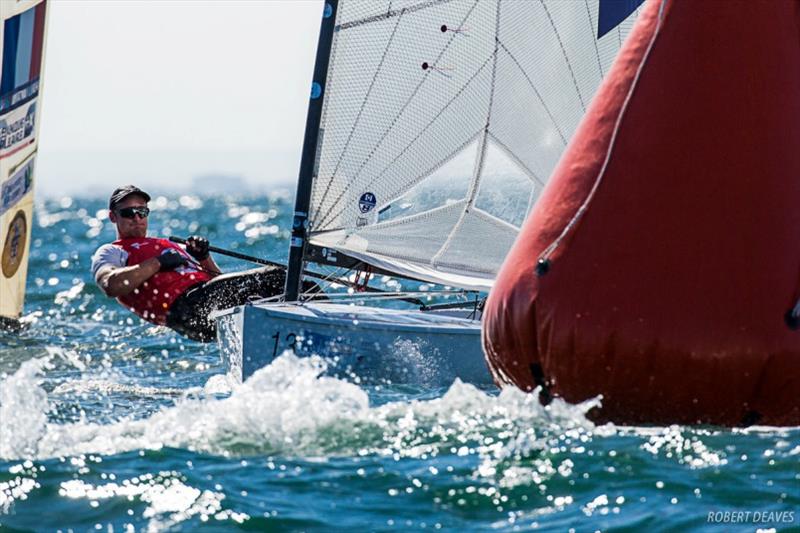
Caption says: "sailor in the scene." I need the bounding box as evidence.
[91,185,304,341]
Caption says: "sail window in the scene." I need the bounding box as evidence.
[473,139,536,229]
[377,138,478,223]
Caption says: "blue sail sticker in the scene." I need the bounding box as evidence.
[597,0,645,39]
[359,192,377,213]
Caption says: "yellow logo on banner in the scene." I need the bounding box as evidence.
[2,210,27,278]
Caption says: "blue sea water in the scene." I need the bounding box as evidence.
[1,192,798,532]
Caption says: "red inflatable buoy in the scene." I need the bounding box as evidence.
[483,0,800,426]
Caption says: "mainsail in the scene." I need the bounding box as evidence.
[305,0,641,290]
[0,0,49,325]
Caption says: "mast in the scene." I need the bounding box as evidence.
[284,0,339,302]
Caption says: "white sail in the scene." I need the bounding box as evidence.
[0,0,50,323]
[307,0,639,289]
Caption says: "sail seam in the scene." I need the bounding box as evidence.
[313,200,467,236]
[540,0,586,112]
[337,0,453,31]
[354,130,483,229]
[496,40,568,147]
[469,206,520,232]
[584,0,605,78]
[315,0,482,229]
[433,0,503,268]
[486,131,545,188]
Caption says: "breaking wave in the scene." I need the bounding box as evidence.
[0,353,598,469]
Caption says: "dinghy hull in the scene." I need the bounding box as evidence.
[216,301,488,386]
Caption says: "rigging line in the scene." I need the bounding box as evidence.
[432,0,503,268]
[314,8,407,223]
[337,0,453,31]
[304,266,350,295]
[319,51,495,229]
[538,0,667,266]
[314,0,482,229]
[584,0,605,78]
[495,40,568,147]
[540,0,586,113]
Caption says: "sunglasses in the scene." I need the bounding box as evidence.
[116,206,150,219]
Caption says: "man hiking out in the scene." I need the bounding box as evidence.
[91,185,316,341]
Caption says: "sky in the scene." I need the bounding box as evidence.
[36,0,324,195]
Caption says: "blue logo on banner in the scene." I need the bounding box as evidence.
[359,192,377,213]
[0,157,34,216]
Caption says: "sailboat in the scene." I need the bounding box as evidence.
[0,0,50,331]
[214,0,643,383]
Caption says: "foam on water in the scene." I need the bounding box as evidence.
[52,379,185,398]
[0,352,599,468]
[0,358,52,459]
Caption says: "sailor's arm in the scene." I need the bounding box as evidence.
[198,255,221,276]
[95,259,161,297]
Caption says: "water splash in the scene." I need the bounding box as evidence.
[0,353,597,464]
[0,357,52,459]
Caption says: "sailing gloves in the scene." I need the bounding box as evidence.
[156,236,209,273]
[157,249,188,271]
[185,235,210,261]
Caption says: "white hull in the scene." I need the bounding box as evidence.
[214,301,489,386]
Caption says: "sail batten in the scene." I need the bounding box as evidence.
[337,0,455,32]
[308,0,639,288]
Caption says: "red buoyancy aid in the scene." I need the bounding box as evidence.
[114,237,212,325]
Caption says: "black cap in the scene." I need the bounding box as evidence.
[109,185,151,210]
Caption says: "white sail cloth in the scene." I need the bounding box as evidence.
[308,0,639,289]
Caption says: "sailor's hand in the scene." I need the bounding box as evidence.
[186,235,210,261]
[157,249,188,271]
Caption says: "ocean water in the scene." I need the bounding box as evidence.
[1,192,798,532]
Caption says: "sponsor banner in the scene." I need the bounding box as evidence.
[0,97,36,159]
[0,78,38,114]
[0,156,34,216]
